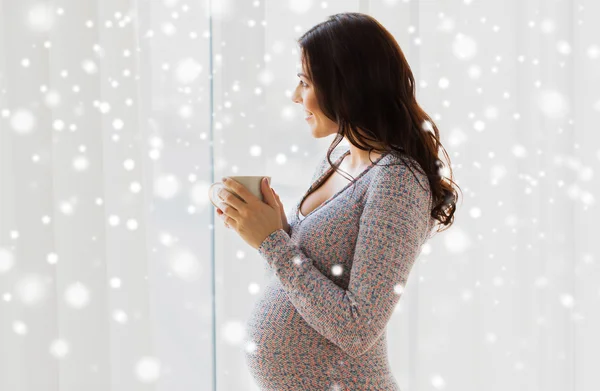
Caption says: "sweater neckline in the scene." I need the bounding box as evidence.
[297,149,389,221]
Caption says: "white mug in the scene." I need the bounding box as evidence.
[208,176,271,208]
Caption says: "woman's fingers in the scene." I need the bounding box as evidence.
[216,208,229,228]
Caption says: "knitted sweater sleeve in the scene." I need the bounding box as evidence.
[257,163,432,358]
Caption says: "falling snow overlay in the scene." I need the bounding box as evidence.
[0,1,598,391]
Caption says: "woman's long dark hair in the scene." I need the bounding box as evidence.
[298,12,461,234]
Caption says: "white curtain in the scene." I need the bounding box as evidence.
[1,0,598,390]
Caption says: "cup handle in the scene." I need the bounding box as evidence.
[208,182,223,208]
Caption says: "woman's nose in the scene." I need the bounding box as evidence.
[291,92,300,104]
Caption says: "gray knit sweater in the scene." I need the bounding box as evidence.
[244,144,434,390]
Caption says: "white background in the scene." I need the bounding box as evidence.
[1,0,599,390]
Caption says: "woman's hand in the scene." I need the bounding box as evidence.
[215,186,290,235]
[215,207,228,227]
[214,177,282,249]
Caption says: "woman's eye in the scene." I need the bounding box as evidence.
[298,80,308,88]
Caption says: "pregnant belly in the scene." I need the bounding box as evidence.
[243,278,345,386]
[244,279,333,352]
[243,278,396,389]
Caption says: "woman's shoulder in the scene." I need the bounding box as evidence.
[375,152,431,195]
[378,150,426,175]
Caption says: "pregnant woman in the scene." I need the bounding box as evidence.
[216,12,461,390]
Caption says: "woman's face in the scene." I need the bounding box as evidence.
[292,65,338,138]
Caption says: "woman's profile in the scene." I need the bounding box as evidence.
[243,12,461,390]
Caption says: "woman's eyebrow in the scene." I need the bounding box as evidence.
[297,72,308,78]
